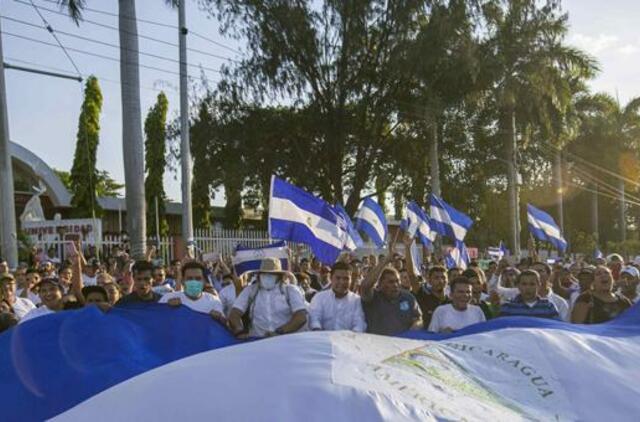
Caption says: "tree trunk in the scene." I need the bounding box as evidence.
[554,148,564,233]
[429,119,441,198]
[119,0,146,259]
[0,19,18,268]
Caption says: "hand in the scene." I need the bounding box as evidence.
[489,290,501,307]
[168,298,182,307]
[210,310,226,324]
[236,332,250,339]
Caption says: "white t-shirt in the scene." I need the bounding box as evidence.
[82,274,98,286]
[308,289,366,332]
[12,297,37,319]
[428,304,486,333]
[219,284,237,317]
[158,291,223,315]
[20,305,55,324]
[17,288,41,306]
[233,283,307,337]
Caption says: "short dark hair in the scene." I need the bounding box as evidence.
[462,268,480,280]
[532,262,552,275]
[181,261,206,278]
[132,260,154,275]
[300,258,309,264]
[330,261,352,275]
[428,266,447,277]
[450,276,472,292]
[380,267,399,282]
[517,269,540,285]
[170,259,181,266]
[82,285,108,302]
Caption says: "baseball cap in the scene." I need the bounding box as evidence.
[621,266,640,279]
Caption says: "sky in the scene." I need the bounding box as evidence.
[2,0,640,204]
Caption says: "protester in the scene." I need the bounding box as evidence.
[618,266,640,304]
[294,272,317,302]
[116,261,162,305]
[499,270,560,319]
[20,279,82,324]
[103,282,122,306]
[19,268,42,305]
[462,268,496,320]
[0,274,36,319]
[159,261,225,321]
[0,259,8,275]
[308,262,366,332]
[229,258,307,338]
[572,266,632,324]
[428,276,486,333]
[82,258,100,286]
[531,262,570,321]
[361,237,422,335]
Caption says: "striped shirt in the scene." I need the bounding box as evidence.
[499,295,560,320]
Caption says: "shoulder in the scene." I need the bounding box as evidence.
[202,292,221,302]
[158,292,178,302]
[575,291,593,304]
[399,290,417,302]
[15,297,36,309]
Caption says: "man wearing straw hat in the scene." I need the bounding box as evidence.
[229,257,307,338]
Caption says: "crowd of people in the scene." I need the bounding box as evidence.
[0,231,637,338]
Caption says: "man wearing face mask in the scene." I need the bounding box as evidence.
[229,258,307,338]
[159,261,225,322]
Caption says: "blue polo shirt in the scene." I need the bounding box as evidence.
[499,295,560,320]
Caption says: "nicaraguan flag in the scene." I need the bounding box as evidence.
[429,194,473,241]
[232,241,289,276]
[354,198,387,247]
[269,176,345,265]
[488,241,508,260]
[6,303,640,420]
[405,201,437,246]
[334,204,364,251]
[445,240,470,270]
[527,204,568,253]
[594,248,604,260]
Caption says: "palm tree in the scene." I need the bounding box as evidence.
[482,0,598,256]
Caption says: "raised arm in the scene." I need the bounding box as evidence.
[361,231,398,301]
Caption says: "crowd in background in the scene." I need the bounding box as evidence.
[0,230,637,337]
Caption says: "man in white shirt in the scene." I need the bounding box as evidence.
[159,261,225,321]
[82,259,100,286]
[1,274,36,320]
[428,276,486,333]
[532,262,570,321]
[229,258,307,338]
[17,269,41,306]
[487,260,520,304]
[309,262,366,332]
[20,279,76,324]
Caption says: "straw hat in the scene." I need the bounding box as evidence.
[244,258,293,281]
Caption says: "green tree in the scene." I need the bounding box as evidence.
[144,92,169,236]
[55,168,123,198]
[69,76,103,218]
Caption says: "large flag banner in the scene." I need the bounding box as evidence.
[3,303,639,421]
[269,176,345,265]
[405,201,437,246]
[429,194,473,241]
[334,204,364,251]
[354,198,388,247]
[527,204,568,253]
[233,241,289,276]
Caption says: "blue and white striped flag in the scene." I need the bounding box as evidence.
[233,241,289,276]
[334,204,364,252]
[488,241,508,260]
[354,198,388,247]
[405,201,437,246]
[527,204,568,253]
[594,248,604,260]
[269,176,345,265]
[445,240,470,270]
[429,194,473,241]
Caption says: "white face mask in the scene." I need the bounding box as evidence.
[259,274,278,290]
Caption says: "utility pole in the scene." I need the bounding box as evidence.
[620,179,626,242]
[592,183,599,244]
[178,0,194,254]
[0,20,18,269]
[555,148,564,233]
[507,110,521,258]
[429,121,441,198]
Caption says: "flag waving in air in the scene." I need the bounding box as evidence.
[232,241,289,276]
[334,204,364,252]
[354,198,388,247]
[429,194,473,241]
[527,204,567,253]
[445,240,470,270]
[405,201,437,246]
[268,176,345,264]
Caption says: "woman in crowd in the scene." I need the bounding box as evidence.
[572,265,632,324]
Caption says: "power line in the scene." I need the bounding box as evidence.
[26,0,81,76]
[565,180,640,208]
[1,30,221,80]
[24,0,242,56]
[1,15,224,74]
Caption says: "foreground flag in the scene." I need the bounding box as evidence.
[232,241,289,276]
[354,198,388,247]
[6,303,639,421]
[445,240,470,270]
[527,204,568,253]
[269,176,344,264]
[334,204,364,251]
[405,201,437,246]
[429,194,473,241]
